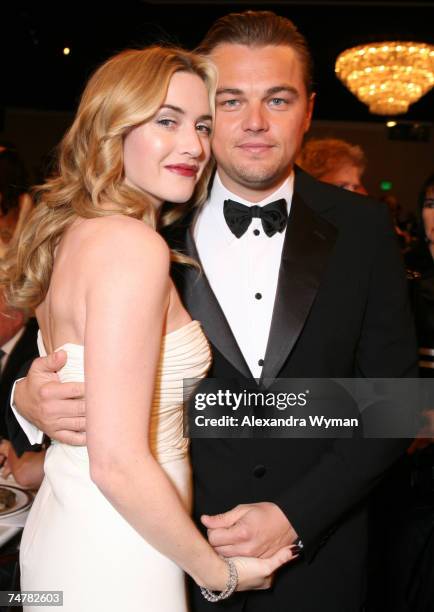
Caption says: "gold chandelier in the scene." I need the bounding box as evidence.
[335,41,434,115]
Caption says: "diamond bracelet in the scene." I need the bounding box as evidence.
[200,557,238,602]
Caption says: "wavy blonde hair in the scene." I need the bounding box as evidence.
[1,46,216,311]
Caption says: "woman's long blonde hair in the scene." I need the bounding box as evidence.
[1,46,216,311]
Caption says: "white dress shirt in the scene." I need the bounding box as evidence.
[11,376,43,445]
[194,171,294,379]
[7,325,44,445]
[6,326,43,445]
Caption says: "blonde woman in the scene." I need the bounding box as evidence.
[1,47,294,611]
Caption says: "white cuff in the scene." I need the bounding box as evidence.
[10,379,44,445]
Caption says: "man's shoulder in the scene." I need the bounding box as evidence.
[294,167,387,227]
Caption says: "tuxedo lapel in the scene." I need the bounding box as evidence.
[260,190,338,384]
[179,230,252,379]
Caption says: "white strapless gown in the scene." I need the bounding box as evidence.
[20,321,211,611]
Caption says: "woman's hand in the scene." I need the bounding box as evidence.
[232,545,298,591]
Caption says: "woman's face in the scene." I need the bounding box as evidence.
[422,185,434,244]
[123,71,212,206]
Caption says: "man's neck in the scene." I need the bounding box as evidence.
[216,169,293,203]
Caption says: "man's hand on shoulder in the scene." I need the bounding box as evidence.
[15,351,86,445]
[201,501,298,558]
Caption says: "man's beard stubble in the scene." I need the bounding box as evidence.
[222,158,291,192]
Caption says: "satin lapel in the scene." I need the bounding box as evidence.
[260,191,338,384]
[179,229,252,379]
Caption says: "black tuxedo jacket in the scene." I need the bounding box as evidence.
[170,169,418,612]
[1,317,39,446]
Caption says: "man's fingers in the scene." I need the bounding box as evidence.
[214,540,264,557]
[213,544,247,557]
[207,523,249,547]
[45,415,86,438]
[57,399,85,418]
[54,416,86,433]
[38,398,85,426]
[40,382,85,403]
[201,505,246,529]
[34,351,67,374]
[53,431,86,446]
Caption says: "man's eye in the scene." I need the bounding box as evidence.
[269,98,288,106]
[221,99,239,108]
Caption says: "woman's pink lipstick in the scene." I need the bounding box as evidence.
[165,164,198,177]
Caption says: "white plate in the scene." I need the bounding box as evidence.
[0,485,32,518]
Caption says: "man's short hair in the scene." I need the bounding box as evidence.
[297,138,366,179]
[196,10,314,95]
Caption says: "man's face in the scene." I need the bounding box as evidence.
[209,44,314,201]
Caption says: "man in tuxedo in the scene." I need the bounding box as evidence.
[0,311,38,441]
[8,11,417,612]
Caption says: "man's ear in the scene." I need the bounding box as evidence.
[304,92,316,134]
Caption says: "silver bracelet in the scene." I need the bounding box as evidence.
[200,557,238,602]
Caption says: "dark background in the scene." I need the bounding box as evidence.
[2,0,434,121]
[1,0,433,208]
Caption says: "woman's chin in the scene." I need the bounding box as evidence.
[162,192,196,205]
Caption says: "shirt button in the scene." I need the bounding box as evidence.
[258,359,264,366]
[253,229,260,236]
[255,293,262,300]
[253,465,266,478]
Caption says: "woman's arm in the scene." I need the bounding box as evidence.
[83,217,292,592]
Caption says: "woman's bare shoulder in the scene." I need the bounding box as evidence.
[59,216,172,296]
[75,214,170,268]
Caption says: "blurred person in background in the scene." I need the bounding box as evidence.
[0,144,38,439]
[297,137,368,194]
[0,438,45,490]
[380,193,413,253]
[406,172,434,285]
[0,143,33,257]
[0,143,41,598]
[0,294,38,441]
[368,172,434,612]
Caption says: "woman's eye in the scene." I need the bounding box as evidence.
[196,124,212,135]
[157,118,176,128]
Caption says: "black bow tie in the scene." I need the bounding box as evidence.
[223,198,288,238]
